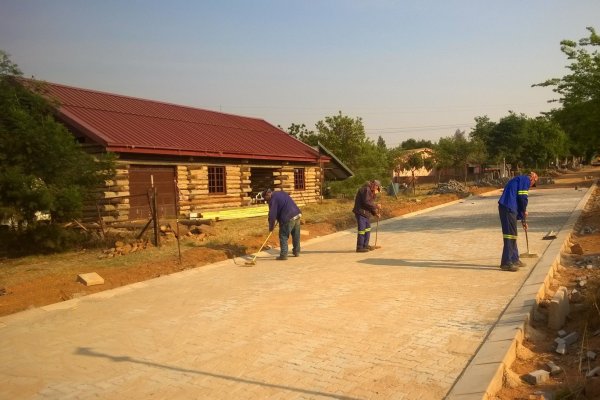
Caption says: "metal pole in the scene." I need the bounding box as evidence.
[174,178,181,264]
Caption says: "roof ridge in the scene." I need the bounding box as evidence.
[30,78,268,124]
[63,103,279,133]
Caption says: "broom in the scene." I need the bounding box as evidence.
[520,218,538,258]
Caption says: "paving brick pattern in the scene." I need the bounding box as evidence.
[0,187,589,399]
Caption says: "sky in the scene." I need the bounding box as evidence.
[1,1,598,147]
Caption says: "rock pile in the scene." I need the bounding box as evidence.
[428,180,469,194]
[99,239,151,258]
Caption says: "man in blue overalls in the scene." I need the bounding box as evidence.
[352,180,382,252]
[498,171,538,271]
[263,189,302,260]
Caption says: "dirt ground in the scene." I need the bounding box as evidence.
[1,167,599,398]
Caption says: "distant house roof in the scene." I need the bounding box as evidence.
[24,79,327,163]
[316,142,354,181]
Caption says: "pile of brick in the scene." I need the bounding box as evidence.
[98,239,150,258]
[428,180,469,194]
[474,177,507,187]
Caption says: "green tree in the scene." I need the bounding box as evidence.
[314,111,367,171]
[470,113,568,169]
[488,112,528,166]
[312,111,390,196]
[521,117,568,168]
[469,116,496,149]
[435,130,477,183]
[283,123,319,145]
[534,26,600,161]
[394,151,425,195]
[376,135,387,150]
[400,138,434,150]
[0,50,115,230]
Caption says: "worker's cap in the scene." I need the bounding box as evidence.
[371,180,382,191]
[261,188,272,197]
[529,172,539,186]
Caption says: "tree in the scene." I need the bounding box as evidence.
[400,138,433,150]
[376,135,387,150]
[283,123,319,145]
[534,27,600,161]
[308,111,390,197]
[314,111,368,172]
[394,151,426,195]
[488,112,528,166]
[435,130,477,183]
[0,51,115,230]
[470,113,568,169]
[520,117,568,168]
[469,116,496,148]
[0,51,21,76]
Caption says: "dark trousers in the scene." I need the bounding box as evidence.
[355,213,371,249]
[279,218,301,256]
[498,204,519,266]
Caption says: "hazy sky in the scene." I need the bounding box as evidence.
[1,1,598,147]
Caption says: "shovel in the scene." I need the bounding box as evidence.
[520,219,538,258]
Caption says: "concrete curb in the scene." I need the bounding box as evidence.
[445,182,597,399]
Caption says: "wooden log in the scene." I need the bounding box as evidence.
[178,219,216,226]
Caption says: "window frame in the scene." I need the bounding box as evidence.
[208,165,226,194]
[294,168,306,191]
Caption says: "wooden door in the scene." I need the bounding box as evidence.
[129,165,177,220]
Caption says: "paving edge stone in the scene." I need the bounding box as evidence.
[445,181,597,400]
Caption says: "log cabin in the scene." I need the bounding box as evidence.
[25,80,352,223]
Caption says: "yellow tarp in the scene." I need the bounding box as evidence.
[198,204,269,221]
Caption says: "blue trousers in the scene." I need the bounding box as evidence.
[355,214,371,249]
[279,218,301,257]
[498,205,519,266]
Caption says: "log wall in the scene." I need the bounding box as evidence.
[84,162,323,223]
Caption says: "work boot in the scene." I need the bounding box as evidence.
[356,248,369,253]
[500,264,518,272]
[276,255,288,260]
[515,260,526,268]
[292,251,300,257]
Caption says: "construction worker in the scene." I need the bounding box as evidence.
[352,180,382,252]
[498,171,539,271]
[263,189,302,260]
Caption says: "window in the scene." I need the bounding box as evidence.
[208,166,226,194]
[294,168,305,190]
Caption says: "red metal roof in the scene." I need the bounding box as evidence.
[29,80,326,163]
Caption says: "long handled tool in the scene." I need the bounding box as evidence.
[371,215,382,250]
[245,230,274,266]
[520,219,538,258]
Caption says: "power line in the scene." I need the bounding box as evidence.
[366,123,473,135]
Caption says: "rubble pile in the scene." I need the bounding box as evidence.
[428,180,469,194]
[98,239,151,258]
[474,177,508,187]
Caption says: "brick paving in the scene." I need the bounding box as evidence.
[0,186,590,400]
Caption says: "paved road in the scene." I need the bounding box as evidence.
[0,186,590,400]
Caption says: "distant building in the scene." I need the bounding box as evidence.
[393,148,434,183]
